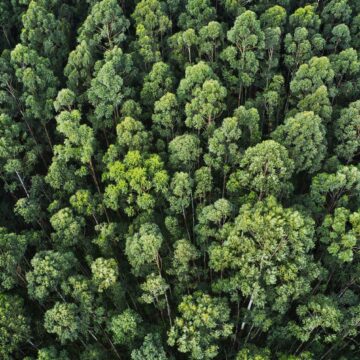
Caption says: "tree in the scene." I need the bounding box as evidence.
[87,46,133,133]
[168,172,193,239]
[0,294,30,360]
[0,227,30,290]
[227,140,294,199]
[103,151,168,216]
[126,222,163,275]
[140,273,169,309]
[54,88,76,112]
[185,79,227,133]
[329,24,351,52]
[37,346,70,360]
[290,57,335,121]
[132,0,172,65]
[196,198,233,247]
[289,5,321,35]
[198,21,224,64]
[131,333,168,360]
[0,113,38,196]
[204,116,242,192]
[290,56,335,97]
[26,250,77,301]
[295,85,333,124]
[168,291,232,360]
[284,27,325,76]
[79,0,130,50]
[11,44,58,148]
[260,5,287,31]
[233,106,261,146]
[285,295,342,348]
[194,166,213,203]
[177,61,216,103]
[209,197,319,329]
[321,0,352,38]
[169,134,202,172]
[109,309,142,346]
[0,0,23,50]
[70,189,99,223]
[49,108,106,212]
[260,6,287,85]
[168,28,198,65]
[64,41,95,95]
[50,207,85,249]
[91,257,119,292]
[168,239,200,290]
[320,207,360,263]
[178,0,216,31]
[152,92,180,141]
[335,100,360,161]
[44,302,85,344]
[310,165,360,215]
[331,48,360,102]
[20,0,69,70]
[272,111,327,174]
[236,345,271,360]
[221,10,265,104]
[107,116,151,158]
[141,61,174,108]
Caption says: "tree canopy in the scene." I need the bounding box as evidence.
[2,1,360,359]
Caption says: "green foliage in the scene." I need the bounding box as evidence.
[87,46,133,131]
[0,294,30,360]
[44,302,85,344]
[272,111,327,173]
[320,207,360,263]
[178,0,215,31]
[11,43,58,125]
[221,10,265,102]
[141,62,174,107]
[210,197,318,314]
[335,100,360,160]
[152,92,180,141]
[227,140,294,198]
[103,150,168,216]
[26,250,77,301]
[132,0,172,64]
[185,79,227,132]
[91,257,119,292]
[286,295,343,344]
[3,2,360,359]
[131,333,168,360]
[140,273,169,308]
[109,309,142,346]
[168,291,232,359]
[37,346,70,360]
[20,0,69,69]
[310,165,360,215]
[50,207,85,248]
[125,222,163,275]
[0,227,28,290]
[79,0,129,49]
[169,134,202,172]
[168,239,200,288]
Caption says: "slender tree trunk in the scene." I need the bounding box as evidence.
[15,170,29,198]
[89,158,110,223]
[182,206,191,241]
[42,123,53,151]
[241,294,254,330]
[164,291,172,327]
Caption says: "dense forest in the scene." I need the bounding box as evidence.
[1,0,360,359]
